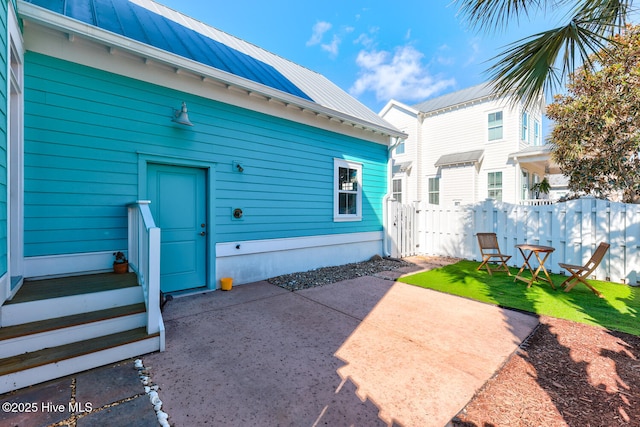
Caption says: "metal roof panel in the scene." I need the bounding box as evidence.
[26,0,313,101]
[435,150,485,167]
[413,83,497,114]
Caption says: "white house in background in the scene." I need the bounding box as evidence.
[380,83,560,207]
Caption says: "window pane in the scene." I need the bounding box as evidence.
[488,111,503,141]
[339,167,358,191]
[339,193,357,214]
[488,172,503,201]
[428,177,440,205]
[392,179,402,203]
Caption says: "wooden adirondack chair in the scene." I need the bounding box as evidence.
[477,233,512,275]
[558,242,610,298]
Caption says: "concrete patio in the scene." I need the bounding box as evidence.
[0,258,539,426]
[143,263,539,426]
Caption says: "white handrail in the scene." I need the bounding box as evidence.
[127,201,164,348]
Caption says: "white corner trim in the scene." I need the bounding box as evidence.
[216,231,383,257]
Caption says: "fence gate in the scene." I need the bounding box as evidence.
[388,201,418,258]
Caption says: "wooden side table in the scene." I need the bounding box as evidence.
[514,244,556,289]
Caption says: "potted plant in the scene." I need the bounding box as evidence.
[113,251,129,274]
[531,178,551,199]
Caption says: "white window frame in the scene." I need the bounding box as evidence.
[488,110,503,141]
[534,119,541,146]
[334,159,362,222]
[521,169,530,200]
[428,176,440,205]
[487,171,503,202]
[521,112,529,142]
[392,178,402,203]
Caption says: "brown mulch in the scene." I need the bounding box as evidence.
[452,316,640,427]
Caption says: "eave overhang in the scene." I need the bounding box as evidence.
[19,0,406,140]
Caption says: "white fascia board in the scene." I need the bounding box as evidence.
[18,1,405,139]
[378,99,419,118]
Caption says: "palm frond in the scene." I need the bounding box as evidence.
[454,0,544,32]
[487,21,616,108]
[455,0,635,107]
[572,0,631,33]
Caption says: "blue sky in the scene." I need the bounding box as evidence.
[158,1,556,114]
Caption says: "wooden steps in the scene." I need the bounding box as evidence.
[0,303,146,341]
[0,328,158,376]
[0,273,162,394]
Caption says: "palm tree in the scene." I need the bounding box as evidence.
[454,0,634,108]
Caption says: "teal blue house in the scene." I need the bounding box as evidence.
[0,0,404,392]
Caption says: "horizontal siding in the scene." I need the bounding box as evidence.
[24,53,387,256]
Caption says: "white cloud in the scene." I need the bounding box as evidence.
[353,27,378,50]
[307,21,332,46]
[350,45,456,102]
[436,44,455,66]
[321,35,341,57]
[464,38,481,66]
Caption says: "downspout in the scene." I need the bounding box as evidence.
[383,136,403,257]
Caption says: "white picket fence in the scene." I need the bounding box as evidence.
[417,197,640,284]
[388,201,419,258]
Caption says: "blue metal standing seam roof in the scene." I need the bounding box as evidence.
[25,0,314,102]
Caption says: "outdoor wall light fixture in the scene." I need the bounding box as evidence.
[172,101,193,126]
[233,161,244,173]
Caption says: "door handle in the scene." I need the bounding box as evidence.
[200,231,206,236]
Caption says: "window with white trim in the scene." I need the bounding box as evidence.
[488,111,503,141]
[521,170,529,200]
[533,119,541,145]
[334,159,362,221]
[428,177,440,205]
[392,179,402,203]
[521,112,529,142]
[488,171,503,201]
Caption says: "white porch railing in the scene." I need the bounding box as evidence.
[127,201,164,351]
[520,199,556,206]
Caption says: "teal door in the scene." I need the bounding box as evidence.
[147,164,207,293]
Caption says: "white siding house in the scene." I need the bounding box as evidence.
[380,83,555,207]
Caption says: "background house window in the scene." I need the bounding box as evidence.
[395,141,405,155]
[534,120,541,145]
[488,172,503,201]
[392,179,402,203]
[521,112,529,142]
[428,177,440,205]
[521,170,530,200]
[488,111,503,141]
[334,159,362,221]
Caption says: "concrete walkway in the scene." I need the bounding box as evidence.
[144,261,539,426]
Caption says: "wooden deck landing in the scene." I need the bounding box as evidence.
[6,273,138,304]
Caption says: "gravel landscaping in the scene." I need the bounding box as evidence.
[267,256,411,291]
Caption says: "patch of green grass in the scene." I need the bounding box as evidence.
[398,260,640,336]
